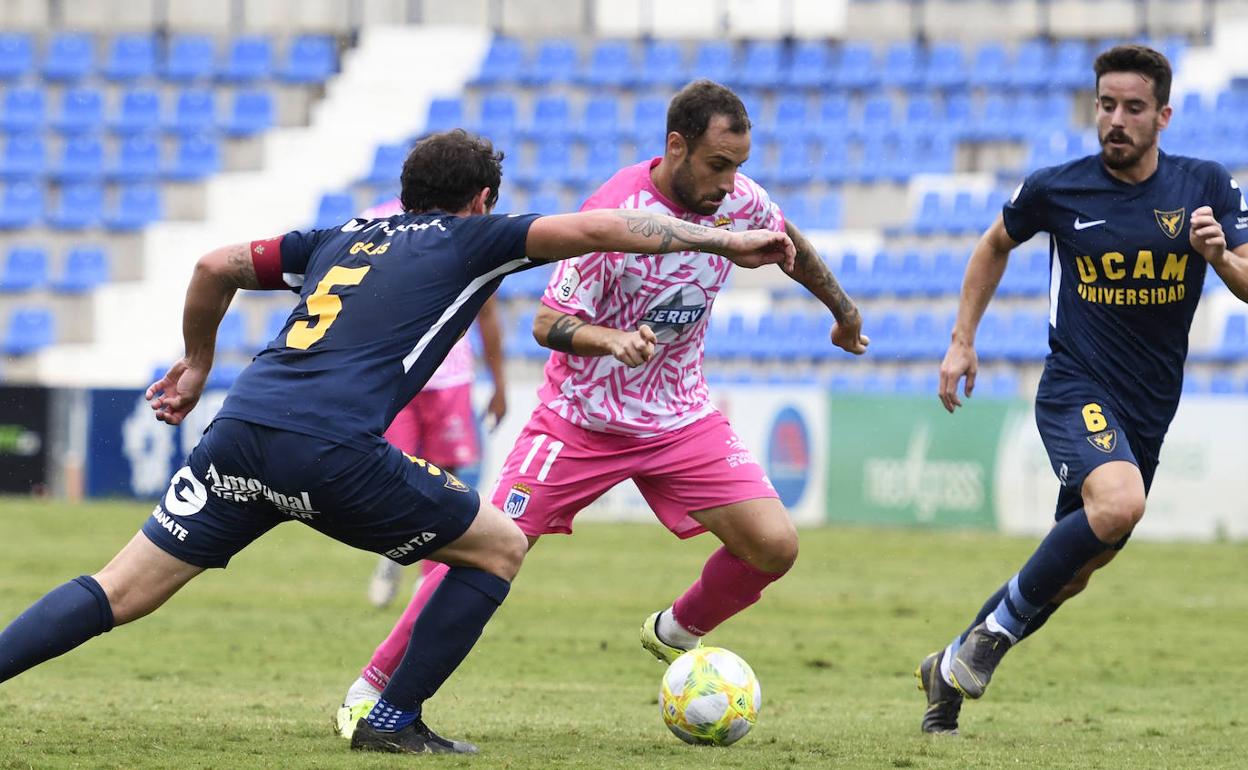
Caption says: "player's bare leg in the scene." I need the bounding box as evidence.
[350,501,527,754]
[0,531,203,683]
[641,497,797,663]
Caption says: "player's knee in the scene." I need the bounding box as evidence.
[1087,491,1145,541]
[493,523,528,580]
[749,517,799,575]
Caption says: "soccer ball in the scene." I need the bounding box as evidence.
[659,646,761,746]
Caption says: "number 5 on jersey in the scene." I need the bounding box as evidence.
[286,265,371,350]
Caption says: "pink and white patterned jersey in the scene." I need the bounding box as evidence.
[361,198,474,390]
[538,158,785,437]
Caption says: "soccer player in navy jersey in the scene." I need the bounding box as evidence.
[916,45,1248,734]
[0,130,795,755]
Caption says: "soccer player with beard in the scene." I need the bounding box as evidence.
[916,45,1248,734]
[334,80,868,736]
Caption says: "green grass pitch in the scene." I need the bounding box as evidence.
[1,499,1246,768]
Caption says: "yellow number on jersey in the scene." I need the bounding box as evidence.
[285,265,371,350]
[1081,403,1107,433]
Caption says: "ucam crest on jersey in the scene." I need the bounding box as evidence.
[504,483,532,518]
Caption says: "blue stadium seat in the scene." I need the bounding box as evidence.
[904,310,947,360]
[103,34,157,81]
[314,192,355,228]
[164,35,215,82]
[789,41,832,89]
[976,313,1008,359]
[166,134,221,181]
[104,183,163,231]
[0,134,45,180]
[51,244,110,293]
[0,88,45,133]
[0,34,34,81]
[626,96,667,145]
[52,134,105,182]
[3,307,55,354]
[364,142,406,186]
[769,94,812,143]
[931,250,966,295]
[633,40,685,88]
[219,36,273,82]
[471,38,524,87]
[47,183,104,230]
[263,308,289,344]
[112,89,162,135]
[515,140,575,189]
[279,35,336,83]
[521,40,577,86]
[869,310,904,359]
[526,190,564,215]
[206,362,245,389]
[222,89,274,136]
[53,87,104,134]
[690,41,734,84]
[166,89,217,135]
[1010,40,1051,90]
[424,97,463,133]
[1215,314,1248,360]
[773,140,816,186]
[812,194,842,230]
[733,40,784,90]
[580,40,633,88]
[969,42,1010,89]
[925,43,966,91]
[913,191,944,237]
[478,93,518,138]
[1208,371,1237,395]
[583,140,620,186]
[859,95,894,137]
[0,246,47,292]
[882,41,923,90]
[779,196,810,227]
[0,182,43,228]
[42,33,95,82]
[217,312,250,353]
[521,95,570,141]
[571,95,619,142]
[982,369,1021,398]
[1051,39,1089,90]
[110,134,162,181]
[833,42,878,90]
[503,312,545,359]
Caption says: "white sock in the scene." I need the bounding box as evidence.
[939,642,957,687]
[984,613,1020,645]
[344,676,382,707]
[656,607,700,650]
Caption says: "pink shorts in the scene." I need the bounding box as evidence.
[383,384,480,468]
[489,405,777,539]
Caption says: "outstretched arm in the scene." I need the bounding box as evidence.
[939,215,1018,413]
[781,219,867,354]
[147,242,260,425]
[525,209,795,269]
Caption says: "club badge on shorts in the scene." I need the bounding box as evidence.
[504,483,532,519]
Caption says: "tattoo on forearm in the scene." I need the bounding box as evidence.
[787,225,857,323]
[224,243,262,290]
[620,211,730,254]
[546,314,585,353]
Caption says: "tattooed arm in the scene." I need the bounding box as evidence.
[146,242,261,425]
[525,209,795,269]
[532,304,657,366]
[781,219,869,355]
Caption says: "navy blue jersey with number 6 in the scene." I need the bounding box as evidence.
[215,212,540,450]
[1003,151,1248,445]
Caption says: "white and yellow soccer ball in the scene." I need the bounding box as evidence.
[659,646,761,746]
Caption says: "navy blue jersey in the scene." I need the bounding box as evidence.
[216,212,540,450]
[1003,151,1248,444]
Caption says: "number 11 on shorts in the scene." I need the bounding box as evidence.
[519,434,564,482]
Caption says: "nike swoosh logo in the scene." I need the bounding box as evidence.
[1074,218,1106,230]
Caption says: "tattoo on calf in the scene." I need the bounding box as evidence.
[546,314,585,353]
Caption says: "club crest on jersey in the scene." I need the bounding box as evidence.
[1087,429,1117,453]
[1154,208,1185,239]
[713,214,732,229]
[504,483,532,519]
[444,472,468,492]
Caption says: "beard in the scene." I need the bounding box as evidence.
[1099,128,1152,171]
[670,158,724,216]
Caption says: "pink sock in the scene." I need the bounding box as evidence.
[671,546,787,636]
[360,561,450,689]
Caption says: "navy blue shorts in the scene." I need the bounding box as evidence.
[1034,379,1159,525]
[141,418,480,569]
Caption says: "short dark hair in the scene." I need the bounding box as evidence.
[666,79,751,147]
[1094,44,1172,107]
[399,129,503,214]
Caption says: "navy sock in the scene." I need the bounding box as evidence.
[989,510,1108,639]
[365,697,419,732]
[376,566,510,722]
[0,576,114,684]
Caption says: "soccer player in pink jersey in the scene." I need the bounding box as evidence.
[335,80,867,736]
[357,198,509,609]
